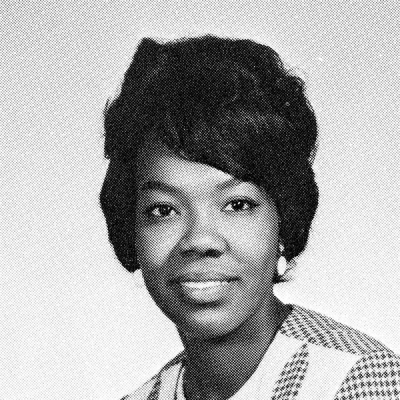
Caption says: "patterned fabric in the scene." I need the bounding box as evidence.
[146,375,162,400]
[123,305,400,400]
[333,351,400,400]
[280,305,389,355]
[271,343,309,400]
[122,352,184,400]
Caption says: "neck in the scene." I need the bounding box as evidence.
[178,296,290,400]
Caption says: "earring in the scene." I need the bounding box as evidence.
[133,269,145,288]
[277,243,287,276]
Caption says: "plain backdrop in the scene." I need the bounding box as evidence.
[1,1,399,399]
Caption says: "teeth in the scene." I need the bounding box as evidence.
[181,281,229,289]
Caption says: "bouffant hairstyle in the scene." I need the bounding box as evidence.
[100,35,318,283]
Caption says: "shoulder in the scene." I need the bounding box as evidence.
[120,377,157,400]
[120,352,185,400]
[280,304,391,355]
[279,305,400,398]
[334,350,400,399]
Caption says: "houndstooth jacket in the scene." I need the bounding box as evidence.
[122,305,400,399]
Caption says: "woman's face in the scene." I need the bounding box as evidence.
[134,141,280,339]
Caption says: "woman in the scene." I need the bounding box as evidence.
[100,36,400,400]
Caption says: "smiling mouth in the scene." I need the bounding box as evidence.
[180,280,231,290]
[170,273,239,303]
[171,271,238,284]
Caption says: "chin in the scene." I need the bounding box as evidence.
[180,322,239,341]
[173,307,251,341]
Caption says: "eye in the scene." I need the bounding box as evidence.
[224,199,258,212]
[145,204,178,219]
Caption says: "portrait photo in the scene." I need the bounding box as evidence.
[1,1,399,399]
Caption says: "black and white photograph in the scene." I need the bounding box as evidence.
[1,1,399,399]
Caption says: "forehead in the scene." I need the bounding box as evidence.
[135,141,241,191]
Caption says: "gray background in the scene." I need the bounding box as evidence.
[1,1,399,399]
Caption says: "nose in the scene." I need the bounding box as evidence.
[178,211,227,259]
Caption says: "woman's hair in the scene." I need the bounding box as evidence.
[100,35,319,283]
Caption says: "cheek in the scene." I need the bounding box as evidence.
[227,215,279,265]
[135,223,183,270]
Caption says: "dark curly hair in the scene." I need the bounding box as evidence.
[100,35,319,283]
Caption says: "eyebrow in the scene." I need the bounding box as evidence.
[215,177,244,191]
[139,177,245,194]
[139,180,181,195]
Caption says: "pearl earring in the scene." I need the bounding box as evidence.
[277,243,287,276]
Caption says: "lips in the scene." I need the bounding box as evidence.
[170,271,238,284]
[180,281,230,289]
[170,271,239,303]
